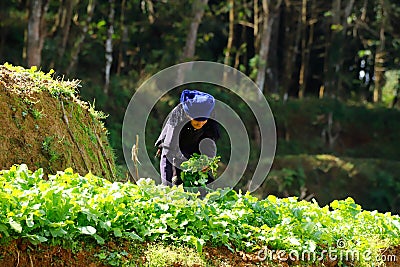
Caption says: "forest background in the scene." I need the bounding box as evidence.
[1,0,400,213]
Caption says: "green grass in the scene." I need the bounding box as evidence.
[145,243,206,267]
[2,63,78,97]
[41,136,60,163]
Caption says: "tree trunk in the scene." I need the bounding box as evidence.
[331,0,341,97]
[373,0,386,103]
[298,0,316,98]
[181,0,209,60]
[325,0,355,98]
[223,0,235,82]
[265,2,281,95]
[297,0,307,98]
[224,0,235,67]
[47,0,66,69]
[27,0,44,67]
[66,0,96,76]
[53,0,76,71]
[337,0,355,98]
[255,15,273,98]
[117,0,127,75]
[177,0,208,84]
[142,0,155,24]
[253,0,260,50]
[104,0,115,95]
[281,0,301,99]
[234,27,247,70]
[255,0,282,98]
[321,35,329,98]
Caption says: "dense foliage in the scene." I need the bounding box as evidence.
[1,165,399,266]
[180,153,221,187]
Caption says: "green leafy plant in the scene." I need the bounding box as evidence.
[30,108,43,120]
[41,136,60,162]
[0,164,399,266]
[180,153,221,187]
[3,63,79,98]
[96,250,131,266]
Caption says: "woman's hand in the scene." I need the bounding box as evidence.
[155,148,161,158]
[201,166,210,172]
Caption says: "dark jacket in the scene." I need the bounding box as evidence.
[155,103,220,165]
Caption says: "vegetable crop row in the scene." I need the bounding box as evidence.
[1,164,399,266]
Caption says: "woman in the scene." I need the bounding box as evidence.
[155,89,220,185]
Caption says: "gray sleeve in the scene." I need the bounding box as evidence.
[155,117,180,156]
[155,105,188,164]
[155,122,168,148]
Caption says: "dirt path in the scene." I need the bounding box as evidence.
[0,239,398,267]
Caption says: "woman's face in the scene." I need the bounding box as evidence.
[190,119,208,129]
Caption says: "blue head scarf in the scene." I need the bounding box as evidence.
[180,89,215,121]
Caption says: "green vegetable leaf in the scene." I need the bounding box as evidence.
[78,226,96,235]
[9,218,22,233]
